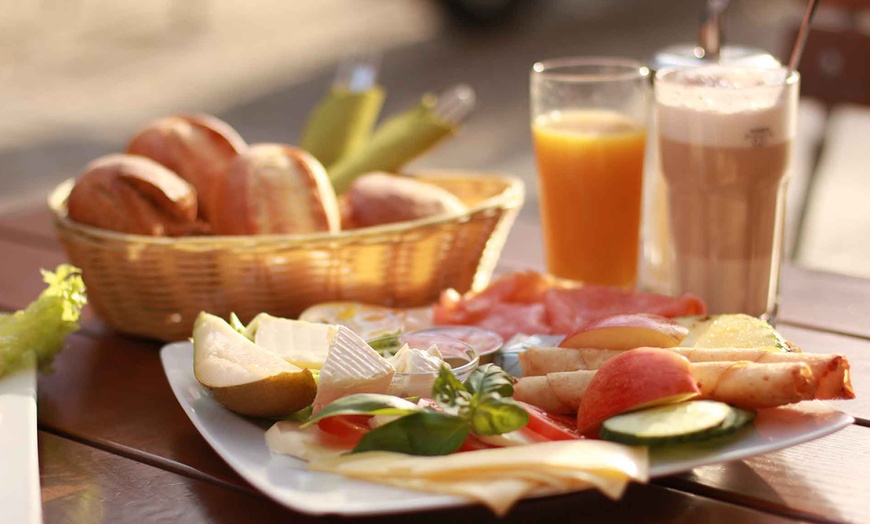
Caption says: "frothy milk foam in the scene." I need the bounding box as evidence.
[656,66,797,318]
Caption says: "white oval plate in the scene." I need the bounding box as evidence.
[161,341,854,516]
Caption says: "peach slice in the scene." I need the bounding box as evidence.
[559,314,689,350]
[576,347,699,436]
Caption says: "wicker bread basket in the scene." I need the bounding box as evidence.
[49,172,524,341]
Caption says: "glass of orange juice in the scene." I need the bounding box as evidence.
[531,58,650,287]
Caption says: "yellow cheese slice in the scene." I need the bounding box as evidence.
[308,445,639,515]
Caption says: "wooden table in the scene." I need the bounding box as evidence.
[1,207,868,524]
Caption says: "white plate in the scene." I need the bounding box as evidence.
[161,341,854,516]
[0,364,42,524]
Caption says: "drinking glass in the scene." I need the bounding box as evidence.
[530,58,650,287]
[655,65,799,321]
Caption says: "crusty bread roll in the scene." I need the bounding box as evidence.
[67,154,207,236]
[343,172,466,229]
[210,144,340,235]
[126,114,247,223]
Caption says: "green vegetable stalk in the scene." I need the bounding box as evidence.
[328,95,456,194]
[0,264,87,378]
[300,86,386,170]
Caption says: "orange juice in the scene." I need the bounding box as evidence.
[532,110,645,287]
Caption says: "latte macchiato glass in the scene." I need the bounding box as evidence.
[655,66,799,321]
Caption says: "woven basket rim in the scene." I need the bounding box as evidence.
[48,171,525,245]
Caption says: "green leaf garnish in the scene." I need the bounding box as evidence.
[432,365,471,410]
[465,363,515,398]
[301,394,420,427]
[468,397,529,436]
[352,411,468,456]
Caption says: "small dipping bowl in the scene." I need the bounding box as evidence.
[405,326,504,364]
[370,332,479,397]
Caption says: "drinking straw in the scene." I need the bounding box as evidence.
[329,84,476,194]
[301,52,385,169]
[787,0,819,73]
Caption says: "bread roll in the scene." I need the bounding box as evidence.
[343,172,465,229]
[67,154,206,236]
[126,114,247,223]
[210,144,340,235]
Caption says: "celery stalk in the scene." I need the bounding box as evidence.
[0,265,87,377]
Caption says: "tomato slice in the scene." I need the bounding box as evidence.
[317,415,371,445]
[516,400,582,441]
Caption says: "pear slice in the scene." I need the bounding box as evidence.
[193,312,317,418]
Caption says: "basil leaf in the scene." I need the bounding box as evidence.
[469,397,529,436]
[352,411,468,456]
[301,394,420,427]
[432,365,471,408]
[465,363,514,398]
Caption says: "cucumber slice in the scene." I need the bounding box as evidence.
[600,401,732,446]
[704,406,756,440]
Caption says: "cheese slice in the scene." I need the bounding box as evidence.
[311,325,396,412]
[310,441,648,482]
[307,442,645,516]
[247,313,334,369]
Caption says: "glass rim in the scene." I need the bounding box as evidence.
[655,64,800,88]
[531,57,650,83]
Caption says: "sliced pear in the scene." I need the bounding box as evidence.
[193,312,317,418]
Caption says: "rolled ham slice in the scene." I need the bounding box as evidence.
[692,361,816,409]
[515,360,819,414]
[518,346,854,400]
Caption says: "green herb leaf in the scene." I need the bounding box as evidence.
[302,394,420,427]
[465,363,514,398]
[432,365,471,409]
[352,411,468,456]
[469,397,529,436]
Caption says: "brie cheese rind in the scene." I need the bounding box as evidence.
[311,326,396,411]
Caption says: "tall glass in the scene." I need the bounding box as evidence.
[531,58,650,287]
[655,65,799,321]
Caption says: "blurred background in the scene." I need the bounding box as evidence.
[0,0,867,277]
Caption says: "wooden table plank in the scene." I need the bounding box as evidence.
[35,333,248,489]
[38,430,797,523]
[779,265,870,340]
[0,206,58,240]
[39,431,305,523]
[778,325,870,424]
[0,238,100,329]
[0,239,68,309]
[662,424,870,524]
